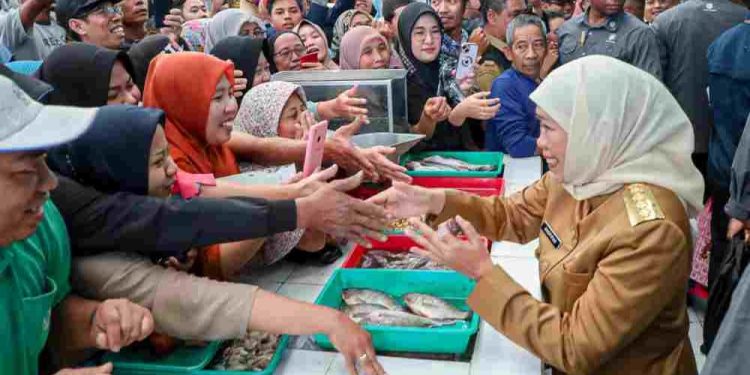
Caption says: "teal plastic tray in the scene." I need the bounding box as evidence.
[105,341,222,374]
[314,269,479,354]
[196,335,290,375]
[401,151,504,177]
[105,336,289,375]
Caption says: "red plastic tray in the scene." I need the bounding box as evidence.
[343,235,490,269]
[411,177,504,197]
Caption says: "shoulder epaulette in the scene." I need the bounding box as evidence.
[623,184,665,227]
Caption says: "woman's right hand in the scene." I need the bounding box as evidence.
[422,97,451,123]
[367,181,446,219]
[327,312,386,375]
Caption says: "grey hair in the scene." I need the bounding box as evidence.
[505,14,547,46]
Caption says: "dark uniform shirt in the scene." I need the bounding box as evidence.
[556,10,662,80]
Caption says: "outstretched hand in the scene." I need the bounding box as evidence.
[406,216,493,280]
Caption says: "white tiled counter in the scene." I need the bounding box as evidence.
[242,156,544,375]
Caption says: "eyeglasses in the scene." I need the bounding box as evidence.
[242,28,266,38]
[412,29,442,44]
[273,45,306,61]
[76,3,123,18]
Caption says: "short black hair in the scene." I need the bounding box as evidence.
[480,0,504,22]
[543,9,565,20]
[382,0,412,22]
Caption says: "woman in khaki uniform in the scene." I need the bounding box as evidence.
[371,55,704,375]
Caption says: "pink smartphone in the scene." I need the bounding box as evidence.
[300,52,318,64]
[303,121,328,177]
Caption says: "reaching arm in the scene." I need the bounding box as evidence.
[469,220,690,374]
[50,175,297,257]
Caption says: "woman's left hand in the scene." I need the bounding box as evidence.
[405,216,494,280]
[232,69,248,98]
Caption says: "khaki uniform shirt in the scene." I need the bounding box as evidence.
[430,174,697,375]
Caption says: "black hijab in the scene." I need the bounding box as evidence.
[47,105,165,196]
[210,36,268,96]
[128,35,179,93]
[40,43,135,107]
[267,30,303,73]
[0,64,53,103]
[397,2,442,94]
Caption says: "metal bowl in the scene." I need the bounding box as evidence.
[351,133,426,162]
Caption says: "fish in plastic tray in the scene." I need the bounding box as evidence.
[406,155,495,172]
[341,289,471,328]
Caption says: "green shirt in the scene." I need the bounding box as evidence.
[0,200,71,375]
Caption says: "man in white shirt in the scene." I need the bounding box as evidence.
[0,0,66,60]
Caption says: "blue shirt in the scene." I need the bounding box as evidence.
[485,68,540,157]
[706,15,750,191]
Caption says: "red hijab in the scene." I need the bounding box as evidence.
[143,52,240,177]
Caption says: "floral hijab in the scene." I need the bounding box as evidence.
[181,18,211,52]
[331,9,373,61]
[234,81,308,265]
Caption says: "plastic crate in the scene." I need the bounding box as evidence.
[105,341,222,374]
[411,177,504,196]
[105,336,289,375]
[343,235,490,269]
[196,336,290,375]
[401,152,504,178]
[314,269,479,354]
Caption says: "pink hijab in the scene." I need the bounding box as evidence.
[339,26,389,70]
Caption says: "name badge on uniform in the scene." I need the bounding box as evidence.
[541,221,562,249]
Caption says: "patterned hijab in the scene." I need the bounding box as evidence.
[181,18,212,52]
[339,25,388,70]
[234,81,307,264]
[293,19,338,70]
[331,9,374,61]
[143,52,240,177]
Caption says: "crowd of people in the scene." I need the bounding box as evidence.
[0,0,748,373]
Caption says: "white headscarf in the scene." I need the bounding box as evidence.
[204,9,265,53]
[529,55,704,217]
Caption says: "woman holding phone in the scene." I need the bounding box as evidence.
[396,2,499,151]
[294,20,339,70]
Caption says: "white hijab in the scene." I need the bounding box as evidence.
[529,55,704,217]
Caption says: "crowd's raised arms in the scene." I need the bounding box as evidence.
[0,0,748,374]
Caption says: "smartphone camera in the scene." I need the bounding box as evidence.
[460,45,475,68]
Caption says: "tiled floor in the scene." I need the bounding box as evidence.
[688,305,707,371]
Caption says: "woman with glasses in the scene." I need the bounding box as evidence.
[56,0,125,50]
[268,30,308,72]
[397,2,498,151]
[204,9,266,53]
[294,19,339,70]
